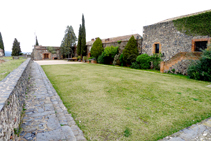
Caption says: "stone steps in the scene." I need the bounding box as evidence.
[36,63,86,141]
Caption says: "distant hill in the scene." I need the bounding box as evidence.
[4,51,31,56]
[5,51,12,56]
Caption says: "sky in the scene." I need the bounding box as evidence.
[0,0,210,53]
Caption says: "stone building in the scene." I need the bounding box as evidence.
[32,46,61,60]
[0,49,4,57]
[142,9,210,61]
[142,9,210,74]
[86,34,142,57]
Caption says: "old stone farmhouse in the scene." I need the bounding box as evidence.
[86,34,142,57]
[32,46,61,60]
[141,9,210,74]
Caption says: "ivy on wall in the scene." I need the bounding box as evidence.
[173,11,211,36]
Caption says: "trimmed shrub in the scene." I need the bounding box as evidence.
[130,62,140,69]
[90,38,104,59]
[187,48,211,81]
[123,36,138,64]
[103,46,119,64]
[113,54,120,65]
[136,54,151,69]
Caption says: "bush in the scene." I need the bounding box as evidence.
[151,53,162,70]
[123,36,138,64]
[90,38,104,59]
[113,54,120,65]
[98,52,105,64]
[77,56,81,60]
[104,46,119,58]
[83,56,87,61]
[187,48,211,81]
[130,62,140,69]
[119,54,125,66]
[136,54,151,69]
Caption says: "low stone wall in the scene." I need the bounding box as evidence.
[160,52,201,75]
[0,58,31,140]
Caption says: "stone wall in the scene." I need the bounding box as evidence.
[0,58,31,140]
[142,21,209,61]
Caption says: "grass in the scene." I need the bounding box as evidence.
[0,57,26,81]
[42,63,211,141]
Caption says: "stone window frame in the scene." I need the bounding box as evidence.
[152,42,161,54]
[192,38,210,52]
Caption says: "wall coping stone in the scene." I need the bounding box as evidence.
[0,58,31,112]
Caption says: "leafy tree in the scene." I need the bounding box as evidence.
[35,36,39,46]
[90,38,103,59]
[123,35,138,64]
[60,25,77,58]
[77,24,82,56]
[103,46,119,64]
[11,38,21,56]
[0,32,5,55]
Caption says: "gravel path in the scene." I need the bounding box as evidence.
[19,61,86,141]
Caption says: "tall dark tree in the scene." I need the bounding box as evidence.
[81,14,86,56]
[123,35,138,64]
[77,24,82,56]
[0,32,5,55]
[35,36,39,46]
[11,38,21,56]
[77,14,86,57]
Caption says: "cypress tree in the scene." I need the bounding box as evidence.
[35,36,39,46]
[11,38,21,56]
[123,35,138,64]
[0,32,5,56]
[77,24,82,56]
[81,14,86,56]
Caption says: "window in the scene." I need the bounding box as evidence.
[195,41,207,51]
[192,38,210,52]
[152,42,161,54]
[155,44,159,53]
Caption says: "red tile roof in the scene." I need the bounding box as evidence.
[86,34,142,45]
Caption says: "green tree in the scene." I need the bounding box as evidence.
[77,14,87,57]
[0,32,5,55]
[60,25,77,58]
[123,35,138,64]
[90,38,103,59]
[35,36,39,46]
[81,14,86,56]
[77,24,82,56]
[11,38,21,56]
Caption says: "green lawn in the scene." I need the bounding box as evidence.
[42,63,211,141]
[0,57,26,81]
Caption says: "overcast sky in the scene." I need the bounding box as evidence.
[0,0,210,52]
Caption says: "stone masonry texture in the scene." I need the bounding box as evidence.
[0,58,31,140]
[142,21,209,61]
